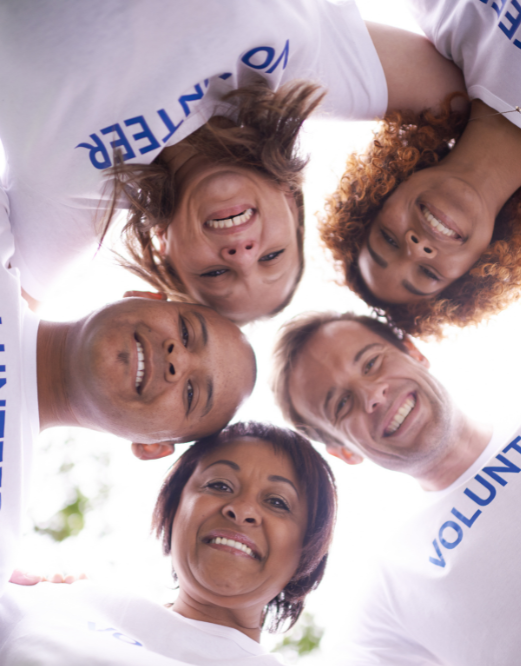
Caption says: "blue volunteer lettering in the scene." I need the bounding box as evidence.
[241,39,289,74]
[478,0,521,47]
[429,435,521,567]
[88,622,143,646]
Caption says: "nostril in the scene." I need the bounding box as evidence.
[411,235,419,244]
[424,247,433,254]
[228,249,236,255]
[169,363,175,376]
[168,343,174,353]
[245,244,253,250]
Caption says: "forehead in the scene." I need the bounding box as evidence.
[197,437,296,478]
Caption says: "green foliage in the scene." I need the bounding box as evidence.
[273,612,324,662]
[34,488,89,542]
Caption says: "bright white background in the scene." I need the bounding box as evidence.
[9,0,521,661]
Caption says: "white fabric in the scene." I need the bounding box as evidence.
[0,581,284,666]
[0,185,39,597]
[408,0,521,129]
[0,0,387,301]
[340,423,521,665]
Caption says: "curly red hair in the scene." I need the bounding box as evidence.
[320,98,521,339]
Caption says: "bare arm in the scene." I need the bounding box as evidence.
[366,22,467,114]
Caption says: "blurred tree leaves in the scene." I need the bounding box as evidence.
[273,612,324,662]
[34,488,89,542]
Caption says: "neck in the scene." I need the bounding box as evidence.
[441,100,521,218]
[417,416,493,492]
[37,320,81,431]
[172,590,263,642]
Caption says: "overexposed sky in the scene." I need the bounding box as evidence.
[11,1,521,662]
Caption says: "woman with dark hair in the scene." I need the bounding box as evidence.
[0,422,337,665]
[0,1,465,323]
[321,0,521,339]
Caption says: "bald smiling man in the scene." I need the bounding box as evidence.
[0,184,256,597]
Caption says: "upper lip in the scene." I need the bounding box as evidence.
[381,391,417,438]
[203,208,258,236]
[203,529,262,560]
[419,202,464,242]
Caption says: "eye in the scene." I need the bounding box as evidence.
[335,392,352,420]
[186,380,194,411]
[259,249,284,262]
[181,316,189,348]
[380,229,399,249]
[420,266,440,281]
[200,268,229,278]
[267,496,290,511]
[206,480,232,493]
[364,355,379,374]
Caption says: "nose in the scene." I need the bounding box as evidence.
[220,239,258,270]
[222,494,260,526]
[405,230,437,258]
[360,380,388,413]
[163,338,191,382]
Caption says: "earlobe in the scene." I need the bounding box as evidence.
[131,442,176,461]
[402,336,430,369]
[325,444,363,466]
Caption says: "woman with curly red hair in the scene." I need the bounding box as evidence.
[321,0,521,339]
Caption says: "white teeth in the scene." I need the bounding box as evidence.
[386,396,416,435]
[206,208,254,229]
[210,537,255,558]
[422,206,458,238]
[135,340,145,390]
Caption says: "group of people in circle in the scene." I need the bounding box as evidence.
[1,0,520,664]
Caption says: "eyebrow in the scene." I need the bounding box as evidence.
[269,474,299,496]
[204,459,240,471]
[366,235,388,268]
[193,311,208,345]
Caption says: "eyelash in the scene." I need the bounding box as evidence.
[380,229,399,248]
[181,317,189,347]
[186,380,194,411]
[205,482,290,511]
[420,266,440,281]
[267,496,290,511]
[199,249,285,278]
[364,356,378,374]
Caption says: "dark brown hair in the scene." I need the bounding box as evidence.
[109,80,324,321]
[152,421,337,633]
[271,312,408,446]
[320,96,521,338]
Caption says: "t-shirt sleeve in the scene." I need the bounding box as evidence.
[282,0,388,121]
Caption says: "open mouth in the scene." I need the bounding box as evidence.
[421,205,461,240]
[135,337,145,392]
[205,535,260,560]
[205,207,254,230]
[384,394,416,436]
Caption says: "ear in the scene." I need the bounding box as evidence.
[402,336,430,369]
[325,444,363,466]
[131,442,176,461]
[123,290,167,301]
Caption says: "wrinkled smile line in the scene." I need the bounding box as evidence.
[384,394,416,436]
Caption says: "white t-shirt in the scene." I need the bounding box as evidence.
[0,185,39,597]
[0,581,284,666]
[408,0,521,130]
[0,0,387,301]
[340,423,521,666]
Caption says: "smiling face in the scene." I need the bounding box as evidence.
[161,162,302,325]
[170,438,307,617]
[65,299,256,444]
[288,320,457,475]
[358,166,494,304]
